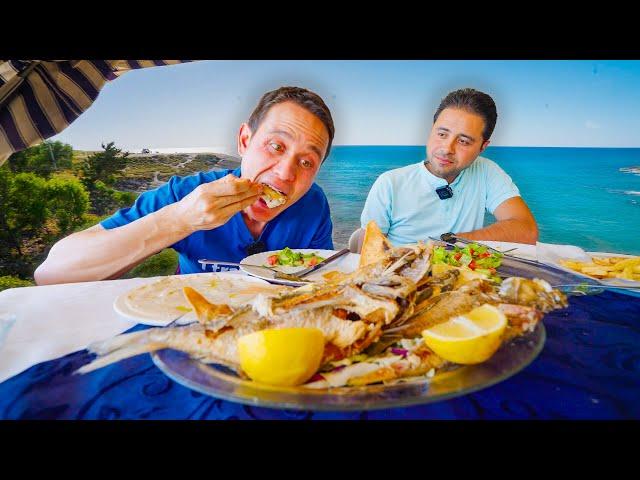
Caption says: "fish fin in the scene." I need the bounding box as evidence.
[183,286,232,324]
[359,220,393,268]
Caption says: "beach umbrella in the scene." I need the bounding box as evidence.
[0,60,190,166]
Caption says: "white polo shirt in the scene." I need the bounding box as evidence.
[360,157,521,246]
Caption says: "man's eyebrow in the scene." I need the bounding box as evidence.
[269,129,294,139]
[437,127,476,142]
[458,133,476,142]
[269,129,323,159]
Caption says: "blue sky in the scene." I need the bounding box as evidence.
[52,60,640,151]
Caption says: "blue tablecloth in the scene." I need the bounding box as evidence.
[1,291,639,420]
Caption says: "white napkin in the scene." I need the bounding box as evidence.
[478,241,538,261]
[536,241,593,264]
[0,277,154,384]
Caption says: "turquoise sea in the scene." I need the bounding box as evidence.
[315,146,640,254]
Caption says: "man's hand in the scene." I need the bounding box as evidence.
[173,174,263,233]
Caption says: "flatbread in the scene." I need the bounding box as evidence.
[122,273,286,322]
[359,220,393,268]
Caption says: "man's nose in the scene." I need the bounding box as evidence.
[443,137,456,154]
[272,155,297,182]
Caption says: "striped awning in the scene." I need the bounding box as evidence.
[0,60,189,166]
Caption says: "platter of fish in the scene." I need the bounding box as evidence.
[77,221,569,410]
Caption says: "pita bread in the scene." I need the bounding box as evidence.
[359,220,393,268]
[121,273,283,322]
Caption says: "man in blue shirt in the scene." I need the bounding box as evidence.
[35,86,335,284]
[361,88,538,246]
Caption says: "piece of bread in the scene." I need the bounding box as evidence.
[359,220,393,268]
[261,184,287,208]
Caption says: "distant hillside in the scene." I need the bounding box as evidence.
[74,151,241,193]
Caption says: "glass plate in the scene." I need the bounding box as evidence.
[151,323,545,411]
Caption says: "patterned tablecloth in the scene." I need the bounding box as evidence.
[1,290,638,420]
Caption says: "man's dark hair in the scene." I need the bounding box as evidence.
[247,86,335,160]
[433,88,498,142]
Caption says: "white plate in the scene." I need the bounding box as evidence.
[240,249,360,286]
[113,272,282,326]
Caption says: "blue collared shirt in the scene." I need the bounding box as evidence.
[360,157,520,245]
[101,167,334,273]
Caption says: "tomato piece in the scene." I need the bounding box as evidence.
[454,252,462,261]
[308,257,318,266]
[267,255,278,265]
[481,252,491,258]
[469,260,477,270]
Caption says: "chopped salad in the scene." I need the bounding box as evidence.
[266,247,326,267]
[432,243,503,282]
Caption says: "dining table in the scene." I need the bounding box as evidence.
[1,245,639,420]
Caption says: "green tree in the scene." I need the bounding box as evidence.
[0,170,48,257]
[46,176,90,235]
[6,141,73,178]
[79,142,129,189]
[0,167,90,277]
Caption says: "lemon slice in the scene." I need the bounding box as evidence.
[421,304,507,364]
[237,328,325,386]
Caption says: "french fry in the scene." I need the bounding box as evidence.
[621,266,635,280]
[612,258,640,271]
[560,255,640,282]
[593,257,628,266]
[581,267,609,278]
[560,260,583,270]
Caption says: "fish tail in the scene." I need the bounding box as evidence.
[75,330,169,375]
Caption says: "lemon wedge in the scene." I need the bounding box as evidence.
[237,328,325,386]
[421,304,507,364]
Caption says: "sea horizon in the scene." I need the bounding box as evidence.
[315,146,640,254]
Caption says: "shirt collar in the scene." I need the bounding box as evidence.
[419,160,467,189]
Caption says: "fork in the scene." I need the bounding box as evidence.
[197,259,312,282]
[552,284,640,295]
[162,311,192,328]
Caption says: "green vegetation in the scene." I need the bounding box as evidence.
[0,141,229,288]
[7,140,73,179]
[122,248,179,279]
[0,275,35,292]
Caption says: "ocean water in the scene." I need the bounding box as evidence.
[315,146,640,254]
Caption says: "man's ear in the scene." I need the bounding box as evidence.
[480,139,490,153]
[237,123,252,156]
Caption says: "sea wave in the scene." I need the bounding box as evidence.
[606,188,640,196]
[619,166,640,176]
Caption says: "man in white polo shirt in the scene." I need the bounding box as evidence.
[361,88,538,246]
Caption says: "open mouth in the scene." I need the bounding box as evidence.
[260,184,288,209]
